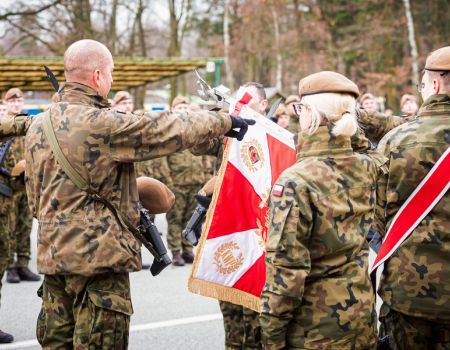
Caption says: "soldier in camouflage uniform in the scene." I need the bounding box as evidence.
[0,39,251,349]
[261,71,381,349]
[375,46,450,350]
[166,96,207,266]
[3,88,40,284]
[285,95,300,141]
[192,82,268,350]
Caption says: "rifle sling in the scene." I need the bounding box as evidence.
[41,111,159,258]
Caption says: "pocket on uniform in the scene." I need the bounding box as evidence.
[86,289,133,349]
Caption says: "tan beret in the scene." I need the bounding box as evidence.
[298,71,359,98]
[359,93,375,105]
[113,91,132,105]
[11,159,26,177]
[171,95,189,109]
[425,46,450,71]
[400,94,418,108]
[274,104,287,117]
[137,176,175,214]
[198,176,217,197]
[4,88,24,101]
[285,95,300,105]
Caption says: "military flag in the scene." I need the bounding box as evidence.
[188,107,296,312]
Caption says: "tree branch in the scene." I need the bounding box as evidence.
[0,0,63,21]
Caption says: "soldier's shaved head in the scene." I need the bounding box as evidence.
[64,39,114,96]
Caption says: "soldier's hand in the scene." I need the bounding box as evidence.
[225,116,256,141]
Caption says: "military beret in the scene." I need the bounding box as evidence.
[274,104,287,116]
[3,88,24,101]
[359,93,375,105]
[171,95,189,108]
[285,95,300,105]
[425,46,450,72]
[298,71,359,98]
[137,176,175,214]
[112,91,132,105]
[11,159,26,177]
[400,94,418,108]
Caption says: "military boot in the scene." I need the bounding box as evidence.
[6,268,20,283]
[181,251,194,264]
[0,330,13,343]
[172,251,185,266]
[17,267,41,282]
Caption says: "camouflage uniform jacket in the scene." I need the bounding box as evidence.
[191,136,225,171]
[261,125,378,349]
[24,82,232,276]
[357,109,409,144]
[376,93,450,321]
[166,150,206,186]
[135,157,173,188]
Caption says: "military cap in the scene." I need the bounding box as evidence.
[137,176,175,214]
[274,104,287,116]
[400,94,418,108]
[3,88,24,101]
[172,95,189,108]
[424,46,450,72]
[112,90,132,105]
[298,71,359,98]
[11,159,26,177]
[359,93,375,105]
[285,95,300,105]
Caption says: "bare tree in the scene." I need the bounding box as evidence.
[272,7,282,92]
[403,0,419,87]
[223,0,235,89]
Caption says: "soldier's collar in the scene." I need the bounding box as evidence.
[297,125,352,159]
[418,93,450,117]
[58,82,110,109]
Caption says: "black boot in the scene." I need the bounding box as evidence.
[17,267,41,282]
[181,251,194,264]
[0,330,13,343]
[6,268,20,283]
[172,251,185,266]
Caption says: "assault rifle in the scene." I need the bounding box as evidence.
[183,195,212,246]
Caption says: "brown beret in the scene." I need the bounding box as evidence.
[198,176,217,197]
[137,176,175,214]
[400,94,418,108]
[359,93,375,105]
[274,104,287,117]
[298,71,359,98]
[11,159,26,177]
[285,95,300,105]
[3,88,24,101]
[172,95,189,108]
[113,91,132,105]
[425,46,450,72]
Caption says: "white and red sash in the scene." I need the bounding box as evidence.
[370,146,450,273]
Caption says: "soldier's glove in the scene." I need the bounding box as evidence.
[225,116,256,141]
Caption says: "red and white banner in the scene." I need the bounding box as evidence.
[188,110,296,312]
[370,146,450,273]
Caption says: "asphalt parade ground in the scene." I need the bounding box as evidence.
[0,216,381,350]
[0,216,226,350]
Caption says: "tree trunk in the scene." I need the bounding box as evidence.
[223,0,235,89]
[403,0,419,87]
[109,0,119,54]
[272,8,282,92]
[167,0,180,102]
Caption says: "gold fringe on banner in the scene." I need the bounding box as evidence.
[188,138,262,313]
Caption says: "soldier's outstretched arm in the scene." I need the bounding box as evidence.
[356,109,408,143]
[190,137,223,157]
[260,178,313,349]
[109,109,233,161]
[0,114,31,140]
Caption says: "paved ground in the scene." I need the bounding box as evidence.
[0,216,226,350]
[0,216,382,350]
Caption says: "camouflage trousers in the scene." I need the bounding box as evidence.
[0,195,12,307]
[379,303,450,350]
[166,184,201,253]
[8,191,32,268]
[37,272,133,349]
[219,301,262,350]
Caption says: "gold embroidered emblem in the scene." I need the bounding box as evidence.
[240,139,265,172]
[214,241,244,275]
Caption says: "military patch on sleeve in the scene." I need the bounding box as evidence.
[272,184,284,197]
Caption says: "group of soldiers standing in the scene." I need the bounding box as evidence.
[0,38,448,350]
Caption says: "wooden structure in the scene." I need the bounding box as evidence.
[0,57,224,92]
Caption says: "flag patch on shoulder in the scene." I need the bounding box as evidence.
[272,184,285,197]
